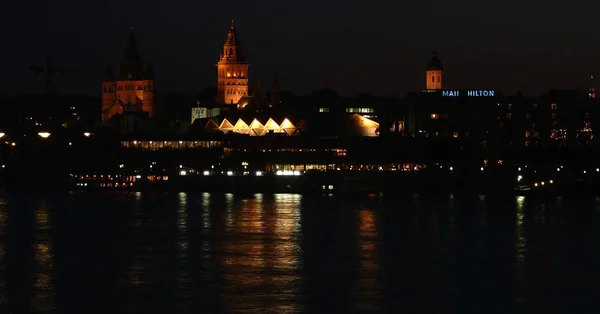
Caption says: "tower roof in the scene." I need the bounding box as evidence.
[103,64,114,82]
[120,27,146,80]
[146,57,155,79]
[219,20,246,63]
[225,20,241,46]
[427,50,443,71]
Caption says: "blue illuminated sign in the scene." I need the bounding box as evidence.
[442,90,495,97]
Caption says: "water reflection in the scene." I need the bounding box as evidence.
[2,192,600,313]
[514,196,527,309]
[31,201,56,312]
[213,193,303,312]
[355,208,382,312]
[176,192,191,305]
[0,200,6,307]
[127,194,152,290]
[224,193,234,231]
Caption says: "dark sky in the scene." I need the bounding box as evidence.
[1,0,599,98]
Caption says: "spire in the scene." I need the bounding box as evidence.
[253,80,262,98]
[219,19,245,62]
[270,77,280,107]
[146,57,154,80]
[103,64,114,82]
[590,75,596,99]
[225,20,241,46]
[120,27,145,80]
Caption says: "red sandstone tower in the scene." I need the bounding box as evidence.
[101,28,156,121]
[217,20,249,105]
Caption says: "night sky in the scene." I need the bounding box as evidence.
[1,1,599,98]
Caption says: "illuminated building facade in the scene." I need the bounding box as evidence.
[102,28,156,121]
[217,20,249,106]
[402,89,600,149]
[405,90,501,147]
[425,50,443,91]
[498,90,598,148]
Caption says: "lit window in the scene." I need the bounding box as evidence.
[551,103,558,110]
[345,108,374,113]
[430,114,438,120]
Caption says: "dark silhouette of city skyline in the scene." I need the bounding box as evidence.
[2,2,600,97]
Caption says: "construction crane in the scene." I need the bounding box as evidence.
[29,56,82,94]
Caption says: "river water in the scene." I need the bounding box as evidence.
[0,192,599,313]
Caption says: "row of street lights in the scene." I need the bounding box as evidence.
[0,132,92,141]
[0,132,50,139]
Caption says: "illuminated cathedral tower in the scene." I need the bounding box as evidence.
[217,20,249,105]
[102,27,156,121]
[426,50,443,91]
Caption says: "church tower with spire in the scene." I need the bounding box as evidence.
[426,50,443,91]
[101,27,156,121]
[217,20,249,105]
[270,77,280,107]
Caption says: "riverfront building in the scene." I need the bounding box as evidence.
[101,28,157,121]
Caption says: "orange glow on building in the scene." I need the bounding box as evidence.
[249,119,266,136]
[199,114,379,137]
[217,20,249,105]
[349,114,380,137]
[102,28,156,121]
[426,50,443,91]
[211,117,294,135]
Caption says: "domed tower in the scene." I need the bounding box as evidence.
[217,20,249,105]
[426,50,443,91]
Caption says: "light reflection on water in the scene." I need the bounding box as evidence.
[0,193,599,313]
[32,201,56,313]
[216,193,304,313]
[0,201,6,307]
[355,208,382,312]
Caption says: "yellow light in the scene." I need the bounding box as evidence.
[534,183,538,187]
[38,132,50,138]
[0,132,4,139]
[549,180,553,184]
[83,132,91,137]
[11,142,16,147]
[541,181,545,185]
